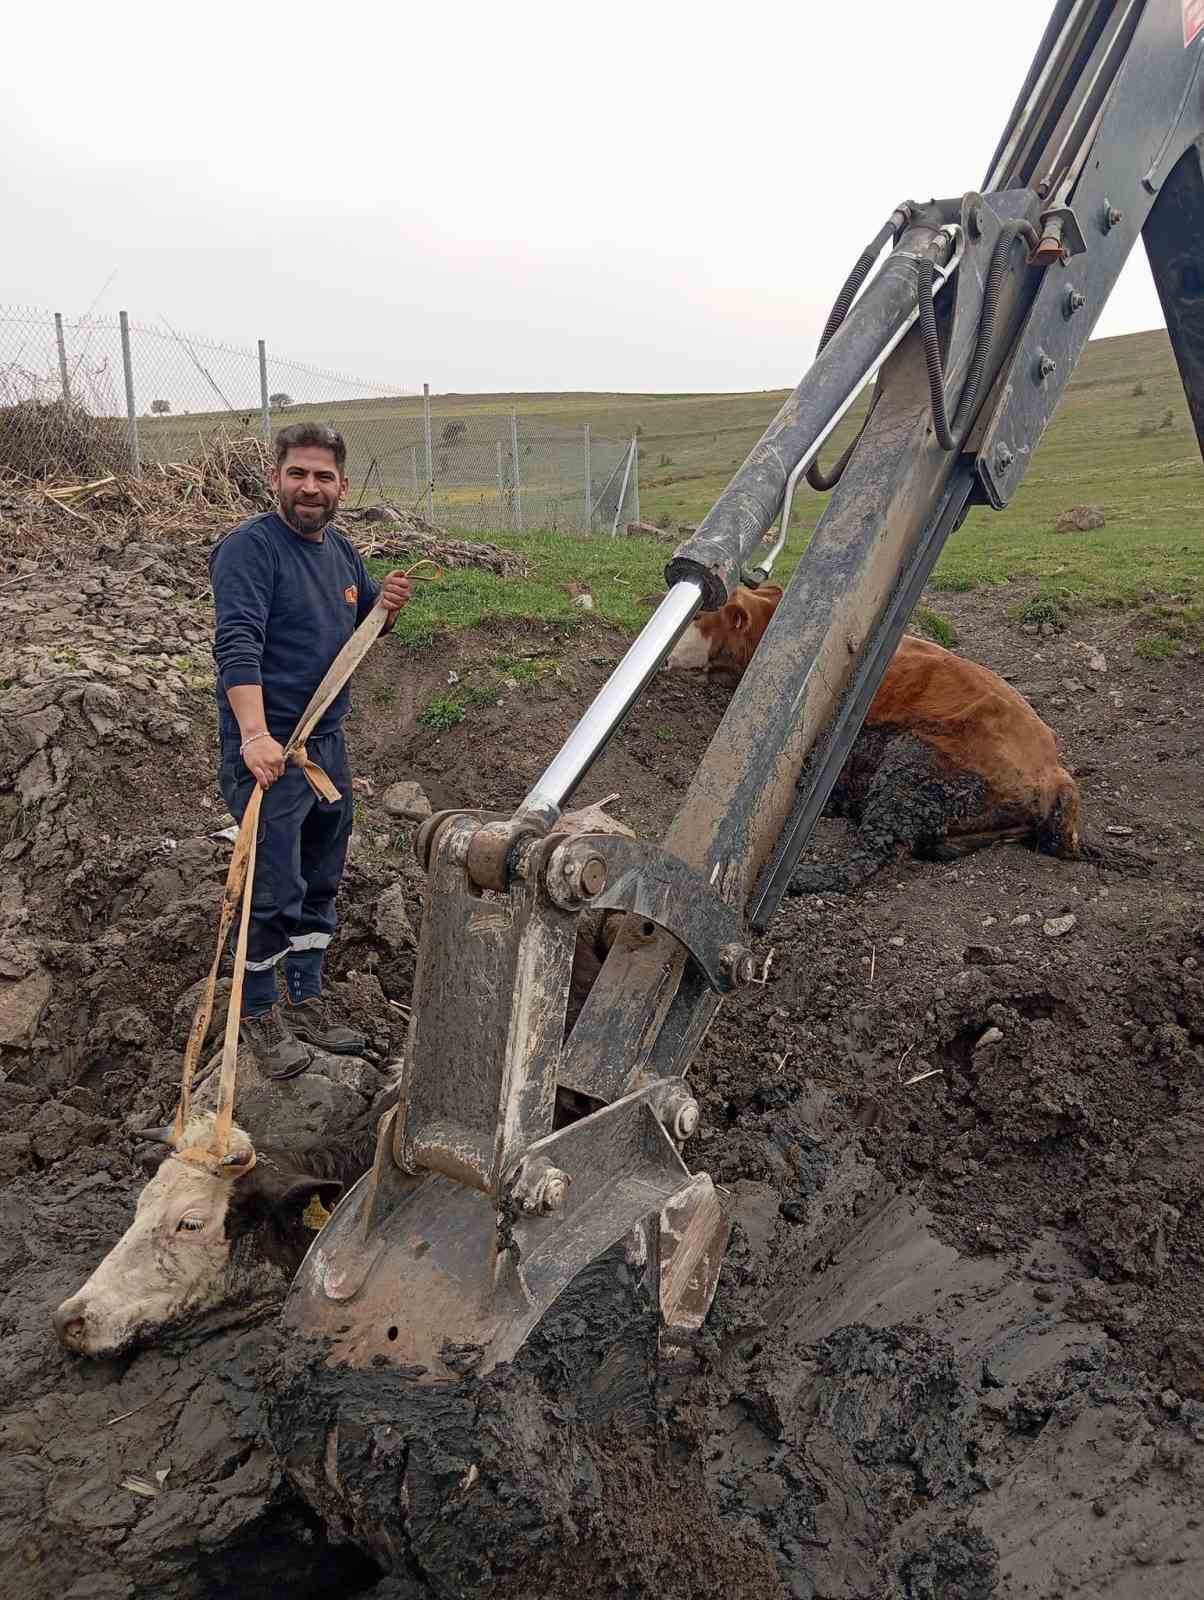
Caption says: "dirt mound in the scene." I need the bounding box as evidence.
[1054,505,1106,533]
[4,534,1204,1598]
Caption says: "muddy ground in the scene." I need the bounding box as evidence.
[3,522,1204,1598]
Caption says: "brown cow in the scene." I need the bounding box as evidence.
[666,584,1085,894]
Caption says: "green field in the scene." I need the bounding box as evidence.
[148,329,1202,638]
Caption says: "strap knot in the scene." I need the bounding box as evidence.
[286,742,341,803]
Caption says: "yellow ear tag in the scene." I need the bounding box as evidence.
[302,1194,332,1232]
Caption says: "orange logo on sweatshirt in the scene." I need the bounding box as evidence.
[344,585,358,606]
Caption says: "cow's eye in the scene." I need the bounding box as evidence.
[177,1215,205,1233]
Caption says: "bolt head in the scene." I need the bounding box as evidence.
[995,443,1014,470]
[1038,355,1057,379]
[721,944,756,986]
[1066,289,1086,313]
[673,1099,700,1141]
[1104,204,1124,231]
[968,205,984,239]
[578,855,607,899]
[540,1176,570,1214]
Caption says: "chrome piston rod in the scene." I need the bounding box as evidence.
[518,578,703,827]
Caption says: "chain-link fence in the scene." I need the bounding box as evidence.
[352,410,639,535]
[0,305,639,535]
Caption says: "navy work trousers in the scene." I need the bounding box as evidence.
[219,728,354,1017]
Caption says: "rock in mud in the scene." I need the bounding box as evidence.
[381,782,432,820]
[374,882,417,950]
[0,968,52,1046]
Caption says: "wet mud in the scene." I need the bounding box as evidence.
[4,535,1204,1596]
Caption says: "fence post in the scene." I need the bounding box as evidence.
[611,435,635,536]
[631,433,640,525]
[423,383,434,523]
[411,447,419,495]
[511,409,523,532]
[118,310,142,477]
[54,313,71,404]
[258,340,271,444]
[496,439,505,523]
[583,424,591,534]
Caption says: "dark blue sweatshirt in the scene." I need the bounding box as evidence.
[209,511,384,743]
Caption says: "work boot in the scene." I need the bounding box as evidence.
[239,1006,312,1080]
[286,995,367,1057]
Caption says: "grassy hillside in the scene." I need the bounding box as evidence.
[150,329,1202,638]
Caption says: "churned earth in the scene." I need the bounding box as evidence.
[2,515,1203,1598]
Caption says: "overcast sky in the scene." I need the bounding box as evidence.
[4,0,1166,395]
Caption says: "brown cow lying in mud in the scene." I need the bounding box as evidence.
[665,583,1086,895]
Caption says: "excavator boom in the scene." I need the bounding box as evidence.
[285,0,1204,1382]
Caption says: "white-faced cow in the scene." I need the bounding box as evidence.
[52,1111,361,1358]
[53,916,620,1358]
[666,583,1088,894]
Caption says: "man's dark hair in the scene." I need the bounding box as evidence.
[274,422,347,474]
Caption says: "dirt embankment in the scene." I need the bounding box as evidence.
[3,513,1204,1598]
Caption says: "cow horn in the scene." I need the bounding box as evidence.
[219,1146,255,1170]
[133,1124,177,1146]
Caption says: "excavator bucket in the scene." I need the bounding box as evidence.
[283,809,732,1380]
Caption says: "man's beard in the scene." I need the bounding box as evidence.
[280,493,336,535]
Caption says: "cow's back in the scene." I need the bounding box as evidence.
[867,635,1079,845]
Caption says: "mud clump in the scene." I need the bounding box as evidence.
[899,1523,999,1598]
[267,1250,785,1600]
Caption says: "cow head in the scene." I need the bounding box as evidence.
[52,1113,343,1359]
[665,584,783,677]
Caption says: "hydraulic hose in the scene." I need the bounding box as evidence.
[815,219,898,354]
[919,218,1040,452]
[805,217,898,491]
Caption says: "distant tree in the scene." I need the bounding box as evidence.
[269,392,293,410]
[440,419,466,446]
[150,398,171,415]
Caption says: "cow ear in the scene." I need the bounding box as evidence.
[278,1177,344,1215]
[234,1157,343,1219]
[728,599,753,633]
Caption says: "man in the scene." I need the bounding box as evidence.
[209,423,412,1077]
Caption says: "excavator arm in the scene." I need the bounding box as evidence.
[285,0,1204,1381]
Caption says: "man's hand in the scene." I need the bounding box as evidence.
[242,734,287,789]
[380,570,413,617]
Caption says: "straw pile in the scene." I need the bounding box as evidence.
[0,395,128,482]
[1,432,530,579]
[339,503,530,577]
